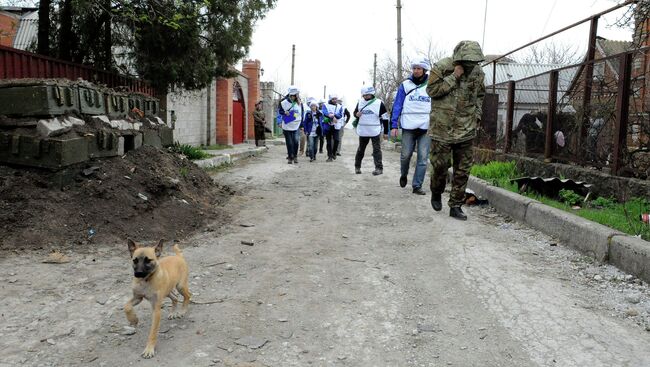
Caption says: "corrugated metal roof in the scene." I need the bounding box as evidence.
[13,10,37,51]
[482,62,565,86]
[490,67,578,105]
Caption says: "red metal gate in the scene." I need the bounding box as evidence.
[232,100,245,144]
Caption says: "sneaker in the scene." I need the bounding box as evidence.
[287,160,293,165]
[355,168,361,174]
[399,175,407,188]
[309,158,314,162]
[449,207,467,220]
[326,158,333,162]
[431,193,442,211]
[293,158,298,164]
[332,155,337,160]
[372,169,383,176]
[412,187,426,195]
[336,152,341,156]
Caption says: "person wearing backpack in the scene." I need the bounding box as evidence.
[277,86,304,164]
[353,86,389,175]
[390,59,431,195]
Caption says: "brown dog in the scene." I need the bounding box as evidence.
[124,239,191,358]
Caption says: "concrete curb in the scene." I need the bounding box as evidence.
[194,147,267,168]
[467,176,650,282]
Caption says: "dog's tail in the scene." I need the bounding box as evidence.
[172,244,184,257]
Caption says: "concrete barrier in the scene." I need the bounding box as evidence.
[467,176,535,222]
[524,202,621,262]
[195,146,267,168]
[609,235,650,283]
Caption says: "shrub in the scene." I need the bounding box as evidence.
[558,189,583,206]
[170,142,211,160]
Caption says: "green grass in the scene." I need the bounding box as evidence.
[471,161,650,241]
[202,144,233,151]
[170,142,211,160]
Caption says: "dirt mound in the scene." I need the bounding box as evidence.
[0,146,234,250]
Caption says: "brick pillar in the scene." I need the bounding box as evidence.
[215,78,233,145]
[242,60,261,141]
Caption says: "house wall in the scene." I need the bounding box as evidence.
[242,60,261,141]
[0,11,19,47]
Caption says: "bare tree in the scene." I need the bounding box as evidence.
[516,42,582,65]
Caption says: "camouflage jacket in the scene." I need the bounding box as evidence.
[253,110,266,127]
[426,58,485,144]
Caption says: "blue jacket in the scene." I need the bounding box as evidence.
[302,110,324,136]
[390,73,429,129]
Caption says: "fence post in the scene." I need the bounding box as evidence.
[504,80,516,153]
[545,70,559,162]
[612,52,632,176]
[578,16,599,161]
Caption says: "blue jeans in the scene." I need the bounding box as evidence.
[283,129,300,159]
[308,135,319,159]
[400,129,430,189]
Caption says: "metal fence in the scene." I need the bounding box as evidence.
[0,45,158,96]
[478,0,650,179]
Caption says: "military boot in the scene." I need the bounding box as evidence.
[372,169,383,176]
[355,167,361,174]
[431,193,442,211]
[449,207,467,221]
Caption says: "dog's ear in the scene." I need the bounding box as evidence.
[127,238,138,256]
[154,239,164,258]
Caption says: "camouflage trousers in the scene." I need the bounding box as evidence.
[429,139,474,208]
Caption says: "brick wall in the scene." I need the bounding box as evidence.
[215,79,233,145]
[0,12,19,47]
[242,60,261,140]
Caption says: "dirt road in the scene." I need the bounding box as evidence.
[1,132,650,367]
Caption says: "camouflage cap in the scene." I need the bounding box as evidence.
[452,40,485,63]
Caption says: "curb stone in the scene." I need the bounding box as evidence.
[194,147,267,168]
[467,175,650,283]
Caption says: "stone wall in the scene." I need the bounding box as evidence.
[166,87,213,146]
[474,148,650,201]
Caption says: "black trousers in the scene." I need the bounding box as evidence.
[319,135,324,152]
[325,128,340,158]
[355,135,382,169]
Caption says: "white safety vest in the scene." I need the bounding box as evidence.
[280,99,302,131]
[324,103,343,130]
[399,79,430,130]
[356,98,383,137]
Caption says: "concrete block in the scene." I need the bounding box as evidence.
[37,117,84,137]
[134,132,143,150]
[105,93,128,118]
[0,132,89,168]
[0,84,79,117]
[88,131,120,158]
[91,115,111,127]
[78,86,105,115]
[609,235,650,284]
[159,126,174,147]
[142,130,162,148]
[117,136,125,156]
[194,155,231,168]
[525,202,621,262]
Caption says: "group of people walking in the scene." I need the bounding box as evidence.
[273,40,486,221]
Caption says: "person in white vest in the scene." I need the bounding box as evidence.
[277,86,304,164]
[353,86,389,175]
[390,59,432,195]
[336,98,351,156]
[321,94,344,162]
[317,98,326,154]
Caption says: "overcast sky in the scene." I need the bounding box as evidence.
[247,0,633,104]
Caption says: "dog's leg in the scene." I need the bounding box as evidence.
[124,296,143,326]
[178,281,191,317]
[142,301,162,359]
[167,292,180,319]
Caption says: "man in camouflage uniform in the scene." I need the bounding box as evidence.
[253,101,267,147]
[426,40,485,220]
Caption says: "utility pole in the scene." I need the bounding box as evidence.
[291,44,295,85]
[373,53,377,88]
[482,0,488,50]
[323,85,326,99]
[396,0,403,78]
